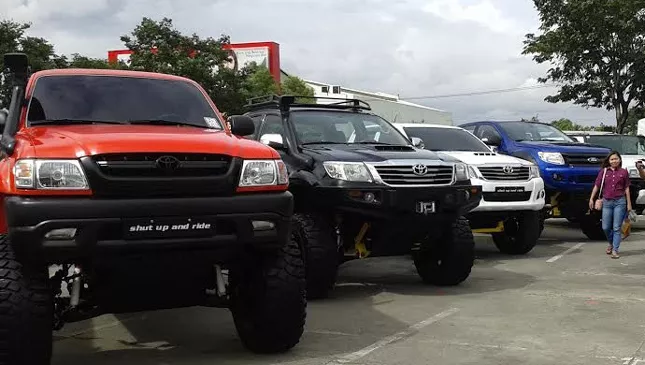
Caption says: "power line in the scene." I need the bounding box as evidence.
[398,84,560,101]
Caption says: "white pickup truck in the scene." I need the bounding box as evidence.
[394,123,546,255]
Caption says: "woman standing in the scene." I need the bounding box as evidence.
[588,151,632,258]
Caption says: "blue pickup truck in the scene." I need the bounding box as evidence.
[459,120,611,240]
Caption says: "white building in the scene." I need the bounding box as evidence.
[279,72,453,125]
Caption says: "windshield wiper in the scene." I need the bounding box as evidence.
[300,141,348,145]
[352,141,403,146]
[30,119,127,126]
[126,119,207,128]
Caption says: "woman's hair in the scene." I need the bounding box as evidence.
[601,150,623,168]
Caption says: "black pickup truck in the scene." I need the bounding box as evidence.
[244,95,483,299]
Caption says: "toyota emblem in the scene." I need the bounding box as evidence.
[503,165,514,174]
[412,164,428,176]
[156,155,181,171]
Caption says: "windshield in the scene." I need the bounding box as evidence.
[288,110,411,146]
[498,122,574,142]
[587,135,645,155]
[26,75,222,129]
[403,126,491,152]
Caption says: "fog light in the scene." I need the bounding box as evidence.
[364,192,376,203]
[552,173,563,181]
[539,190,545,199]
[45,228,77,240]
[252,220,275,231]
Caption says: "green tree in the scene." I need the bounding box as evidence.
[550,118,575,131]
[120,17,262,115]
[522,0,645,134]
[281,75,315,103]
[0,20,66,107]
[624,106,645,135]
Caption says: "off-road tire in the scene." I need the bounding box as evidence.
[413,216,475,286]
[230,232,306,354]
[580,213,606,241]
[293,212,339,299]
[492,211,541,255]
[0,235,52,365]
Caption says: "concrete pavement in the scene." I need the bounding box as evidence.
[52,219,645,365]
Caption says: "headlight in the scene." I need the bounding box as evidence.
[323,162,373,182]
[14,159,89,189]
[454,163,469,181]
[537,152,565,165]
[529,165,540,179]
[239,159,288,187]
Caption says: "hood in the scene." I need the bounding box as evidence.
[436,151,532,166]
[515,140,611,154]
[302,143,462,164]
[19,125,277,159]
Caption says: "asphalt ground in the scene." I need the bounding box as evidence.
[53,218,645,365]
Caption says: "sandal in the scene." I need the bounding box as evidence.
[606,246,613,255]
[612,251,620,259]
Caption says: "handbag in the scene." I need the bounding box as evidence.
[594,168,607,211]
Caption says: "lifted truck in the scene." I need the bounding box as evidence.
[460,120,611,240]
[394,123,545,255]
[244,95,483,299]
[0,53,306,364]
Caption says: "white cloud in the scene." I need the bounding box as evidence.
[0,0,616,126]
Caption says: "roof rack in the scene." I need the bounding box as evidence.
[245,94,372,113]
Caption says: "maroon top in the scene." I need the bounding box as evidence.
[594,167,630,200]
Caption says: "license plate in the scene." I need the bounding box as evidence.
[495,186,525,193]
[415,201,436,215]
[123,217,215,239]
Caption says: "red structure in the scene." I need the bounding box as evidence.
[107,41,281,82]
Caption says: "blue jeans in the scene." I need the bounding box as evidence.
[602,196,627,252]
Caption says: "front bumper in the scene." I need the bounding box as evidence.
[468,177,545,212]
[541,165,600,192]
[5,192,293,261]
[313,183,482,220]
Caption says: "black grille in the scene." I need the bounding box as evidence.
[483,192,532,202]
[562,153,606,167]
[80,155,240,199]
[374,165,453,185]
[478,166,530,181]
[92,153,231,177]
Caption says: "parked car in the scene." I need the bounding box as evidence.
[459,120,611,240]
[245,95,483,299]
[565,132,645,214]
[0,53,306,364]
[394,123,545,255]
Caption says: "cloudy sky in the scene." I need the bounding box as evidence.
[2,0,618,126]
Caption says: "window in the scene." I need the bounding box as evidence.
[27,74,222,129]
[497,122,574,142]
[462,125,476,134]
[474,125,501,141]
[587,135,645,155]
[403,126,491,152]
[289,110,411,146]
[258,114,285,139]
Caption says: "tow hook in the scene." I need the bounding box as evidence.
[206,264,227,297]
[70,266,82,307]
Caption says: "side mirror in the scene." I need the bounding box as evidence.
[260,133,286,150]
[481,135,501,146]
[228,115,255,136]
[4,53,30,86]
[410,137,425,149]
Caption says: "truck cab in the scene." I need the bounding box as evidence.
[460,120,611,240]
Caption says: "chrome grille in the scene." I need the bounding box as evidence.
[478,166,530,181]
[374,165,453,185]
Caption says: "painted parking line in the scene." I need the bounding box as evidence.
[546,242,586,263]
[324,307,460,365]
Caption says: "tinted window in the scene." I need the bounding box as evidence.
[289,110,410,145]
[498,122,573,142]
[27,75,222,128]
[404,126,491,152]
[587,135,645,155]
